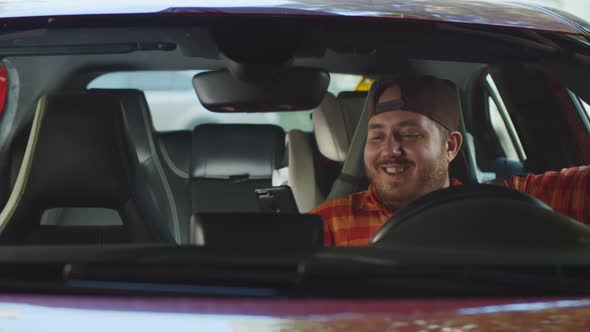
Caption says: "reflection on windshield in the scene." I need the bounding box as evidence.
[2,298,590,331]
[0,0,582,35]
[459,299,590,315]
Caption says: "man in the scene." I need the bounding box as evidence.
[310,75,590,246]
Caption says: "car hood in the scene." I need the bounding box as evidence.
[1,295,590,331]
[0,0,587,36]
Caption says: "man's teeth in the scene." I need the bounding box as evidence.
[385,167,407,174]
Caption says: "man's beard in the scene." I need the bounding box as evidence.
[366,154,449,210]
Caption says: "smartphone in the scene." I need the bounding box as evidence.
[255,186,299,214]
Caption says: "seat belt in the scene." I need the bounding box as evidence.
[327,95,369,200]
[457,85,495,184]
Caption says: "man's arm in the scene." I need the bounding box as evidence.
[502,165,590,224]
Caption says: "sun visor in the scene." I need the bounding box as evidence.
[193,68,330,112]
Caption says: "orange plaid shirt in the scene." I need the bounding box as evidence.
[310,165,590,246]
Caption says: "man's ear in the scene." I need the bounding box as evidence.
[446,131,463,162]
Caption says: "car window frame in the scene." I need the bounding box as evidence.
[484,74,527,162]
[569,90,590,135]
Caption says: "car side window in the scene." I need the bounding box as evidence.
[574,94,590,132]
[484,74,527,162]
[582,100,590,118]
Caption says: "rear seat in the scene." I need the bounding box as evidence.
[157,123,286,242]
[286,91,366,212]
[191,124,285,213]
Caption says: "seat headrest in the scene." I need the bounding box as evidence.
[191,124,285,179]
[25,93,133,207]
[313,92,366,162]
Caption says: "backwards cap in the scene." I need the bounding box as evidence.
[367,75,461,132]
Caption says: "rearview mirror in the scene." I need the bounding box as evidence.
[193,68,330,112]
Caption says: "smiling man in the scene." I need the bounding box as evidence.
[363,77,462,210]
[310,75,590,246]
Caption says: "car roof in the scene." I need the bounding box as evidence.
[0,0,587,36]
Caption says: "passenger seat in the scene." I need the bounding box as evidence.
[287,92,366,212]
[0,92,166,244]
[38,89,179,243]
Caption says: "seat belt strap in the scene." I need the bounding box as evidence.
[337,172,364,185]
[327,96,369,200]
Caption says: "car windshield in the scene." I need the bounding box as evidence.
[1,1,590,323]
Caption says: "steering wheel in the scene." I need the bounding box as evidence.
[370,185,590,251]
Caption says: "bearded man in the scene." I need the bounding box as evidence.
[310,76,590,246]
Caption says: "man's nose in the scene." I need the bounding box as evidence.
[384,135,403,157]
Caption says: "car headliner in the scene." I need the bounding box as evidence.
[0,0,586,36]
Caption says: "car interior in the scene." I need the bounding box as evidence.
[0,16,589,250]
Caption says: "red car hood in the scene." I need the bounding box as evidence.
[0,295,589,331]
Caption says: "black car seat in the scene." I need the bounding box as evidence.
[99,89,179,243]
[155,123,286,242]
[190,123,285,213]
[152,129,193,243]
[37,89,180,243]
[0,92,167,244]
[286,92,366,212]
